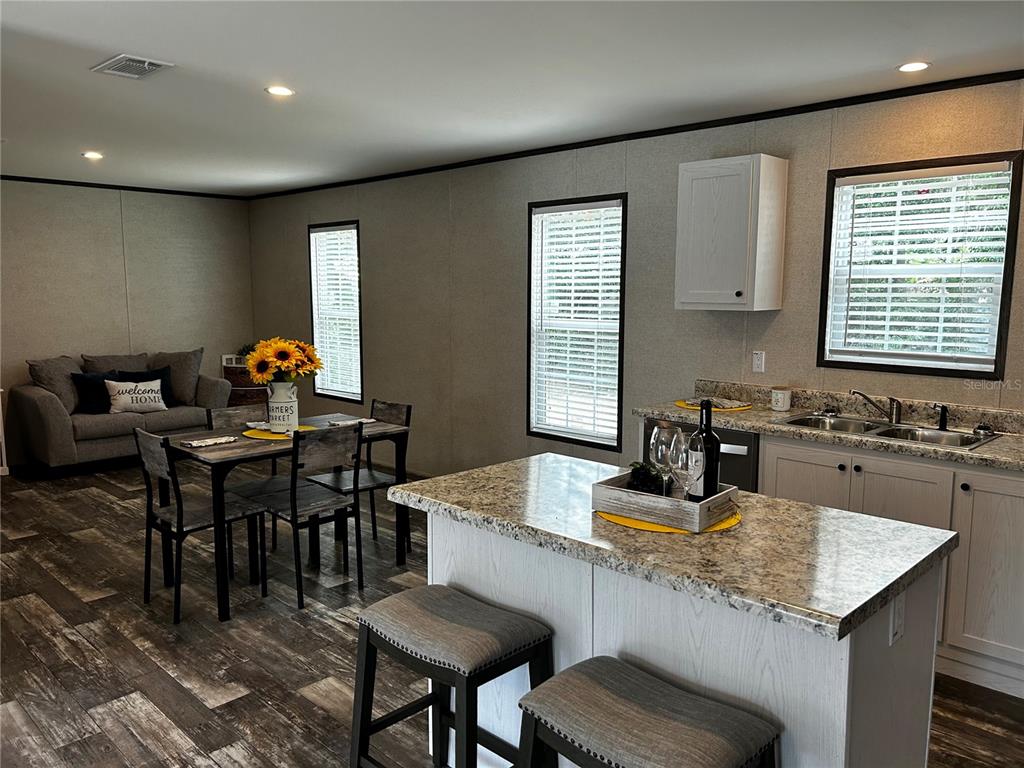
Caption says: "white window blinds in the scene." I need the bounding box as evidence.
[529,199,624,446]
[823,162,1014,374]
[310,223,362,400]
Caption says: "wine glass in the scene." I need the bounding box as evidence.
[670,432,705,499]
[650,425,683,496]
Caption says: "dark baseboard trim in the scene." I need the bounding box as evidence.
[3,69,1020,201]
[0,175,247,201]
[250,68,1024,200]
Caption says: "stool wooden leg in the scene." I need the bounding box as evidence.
[516,711,541,768]
[454,678,477,768]
[431,682,451,768]
[258,513,268,597]
[528,640,554,689]
[351,625,378,768]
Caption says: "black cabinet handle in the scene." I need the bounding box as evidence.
[837,463,847,471]
[960,482,971,492]
[853,464,862,473]
[735,290,744,297]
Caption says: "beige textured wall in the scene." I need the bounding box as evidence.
[1,182,254,392]
[248,80,1024,474]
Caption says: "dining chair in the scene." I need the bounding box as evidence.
[308,398,412,547]
[228,422,365,607]
[134,428,268,623]
[206,403,277,576]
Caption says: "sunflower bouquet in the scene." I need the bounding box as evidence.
[246,337,323,385]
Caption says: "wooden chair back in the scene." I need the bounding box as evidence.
[292,422,363,475]
[207,403,269,430]
[134,428,183,519]
[370,399,412,427]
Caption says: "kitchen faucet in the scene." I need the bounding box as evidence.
[849,389,903,423]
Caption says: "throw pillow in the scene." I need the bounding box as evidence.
[26,355,82,412]
[150,348,203,406]
[118,366,175,407]
[105,379,168,414]
[71,370,118,414]
[82,353,148,374]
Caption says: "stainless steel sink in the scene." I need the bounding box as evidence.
[784,415,884,433]
[780,412,999,450]
[871,426,995,448]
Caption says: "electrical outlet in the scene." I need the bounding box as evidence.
[752,351,766,373]
[889,592,906,646]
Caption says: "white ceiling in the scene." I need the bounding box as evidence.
[2,1,1022,197]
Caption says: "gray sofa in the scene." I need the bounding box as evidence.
[9,350,230,469]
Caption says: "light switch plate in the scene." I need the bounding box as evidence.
[752,350,765,373]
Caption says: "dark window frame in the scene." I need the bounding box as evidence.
[816,150,1022,381]
[309,219,365,405]
[527,193,628,453]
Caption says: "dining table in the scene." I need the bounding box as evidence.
[164,412,411,621]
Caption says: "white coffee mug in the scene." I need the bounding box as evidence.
[771,387,792,412]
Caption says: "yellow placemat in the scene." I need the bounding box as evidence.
[674,399,752,413]
[242,425,317,440]
[596,510,742,535]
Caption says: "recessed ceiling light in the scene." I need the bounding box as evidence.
[898,61,930,73]
[265,85,295,97]
[81,151,104,160]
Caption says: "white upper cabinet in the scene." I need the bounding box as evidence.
[674,153,788,311]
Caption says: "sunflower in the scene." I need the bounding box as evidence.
[292,340,323,375]
[265,339,302,371]
[246,352,275,384]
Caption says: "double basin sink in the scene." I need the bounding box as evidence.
[781,414,997,450]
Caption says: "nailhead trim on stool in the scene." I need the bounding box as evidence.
[351,584,555,768]
[517,656,779,768]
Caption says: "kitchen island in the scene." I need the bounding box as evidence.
[390,453,958,767]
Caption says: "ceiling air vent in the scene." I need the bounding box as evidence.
[90,54,175,80]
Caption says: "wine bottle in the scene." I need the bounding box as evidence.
[688,399,721,501]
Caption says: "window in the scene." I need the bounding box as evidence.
[528,195,626,450]
[309,221,363,402]
[818,152,1020,379]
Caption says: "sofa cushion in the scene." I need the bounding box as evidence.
[71,411,145,441]
[71,370,117,414]
[82,353,148,374]
[143,406,208,433]
[27,356,82,413]
[150,349,203,406]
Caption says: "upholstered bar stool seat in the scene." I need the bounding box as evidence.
[518,656,779,768]
[358,584,552,675]
[352,584,554,768]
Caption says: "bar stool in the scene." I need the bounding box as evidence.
[351,584,553,768]
[517,656,779,768]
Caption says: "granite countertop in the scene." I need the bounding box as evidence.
[634,403,1024,473]
[389,453,957,641]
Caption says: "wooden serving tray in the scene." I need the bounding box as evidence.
[592,473,738,532]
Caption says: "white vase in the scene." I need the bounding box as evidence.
[268,381,299,433]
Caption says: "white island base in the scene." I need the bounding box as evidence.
[428,514,942,768]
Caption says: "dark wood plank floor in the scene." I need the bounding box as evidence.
[2,464,1022,767]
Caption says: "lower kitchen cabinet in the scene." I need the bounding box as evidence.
[945,471,1024,668]
[761,440,851,509]
[761,436,1024,695]
[849,455,953,528]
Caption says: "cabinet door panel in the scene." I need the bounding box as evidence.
[675,160,751,305]
[761,441,851,510]
[850,455,953,640]
[849,456,953,528]
[946,472,1024,666]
